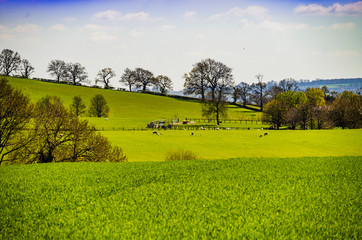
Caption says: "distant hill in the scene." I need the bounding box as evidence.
[297,78,362,93]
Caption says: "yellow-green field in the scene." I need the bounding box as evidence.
[104,129,362,161]
[7,77,262,129]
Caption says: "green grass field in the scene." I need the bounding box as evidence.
[1,156,361,239]
[7,77,262,129]
[104,129,362,161]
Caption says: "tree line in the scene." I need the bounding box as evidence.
[1,48,360,129]
[0,78,126,165]
[0,48,174,94]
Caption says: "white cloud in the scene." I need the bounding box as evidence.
[194,34,205,39]
[161,25,176,30]
[50,24,67,31]
[15,23,42,33]
[294,1,362,16]
[0,33,14,40]
[63,17,77,22]
[329,22,356,30]
[83,24,104,31]
[330,50,360,57]
[129,30,144,37]
[211,6,269,20]
[90,31,117,42]
[0,24,9,32]
[184,11,197,20]
[259,20,309,31]
[93,10,161,22]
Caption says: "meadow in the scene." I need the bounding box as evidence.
[8,77,262,129]
[1,156,361,239]
[104,129,362,161]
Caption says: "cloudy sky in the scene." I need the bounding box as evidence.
[1,0,361,90]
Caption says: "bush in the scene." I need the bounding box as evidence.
[165,149,199,161]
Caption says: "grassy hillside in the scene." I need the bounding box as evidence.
[1,156,360,239]
[7,77,262,129]
[104,129,362,161]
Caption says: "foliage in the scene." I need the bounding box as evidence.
[7,95,127,164]
[133,67,155,92]
[88,94,110,117]
[1,156,360,238]
[262,99,287,129]
[0,49,21,76]
[165,149,199,161]
[0,78,33,164]
[330,91,362,129]
[69,95,86,116]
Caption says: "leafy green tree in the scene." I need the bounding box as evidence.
[0,78,33,164]
[89,94,110,117]
[9,96,126,163]
[306,88,326,129]
[330,91,361,129]
[263,100,287,129]
[70,96,86,116]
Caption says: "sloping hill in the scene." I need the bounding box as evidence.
[6,77,259,129]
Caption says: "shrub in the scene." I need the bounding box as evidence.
[165,149,199,161]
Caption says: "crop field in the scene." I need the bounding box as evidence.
[104,129,362,161]
[1,156,361,239]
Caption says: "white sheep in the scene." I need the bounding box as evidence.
[216,128,220,130]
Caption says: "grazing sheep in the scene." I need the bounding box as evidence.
[261,127,263,130]
[159,133,163,135]
[226,128,230,130]
[191,132,194,136]
[264,132,268,136]
[259,135,263,137]
[105,118,108,120]
[216,128,220,130]
[153,131,158,135]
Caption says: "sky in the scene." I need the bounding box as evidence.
[0,0,361,90]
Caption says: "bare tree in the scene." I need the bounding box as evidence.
[0,78,33,164]
[19,59,34,78]
[198,59,234,125]
[279,78,299,92]
[0,49,21,76]
[154,75,173,94]
[120,68,136,91]
[133,68,154,92]
[67,62,88,85]
[183,67,208,101]
[237,82,252,107]
[95,68,115,89]
[47,59,68,83]
[251,74,269,111]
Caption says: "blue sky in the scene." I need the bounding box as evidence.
[1,0,361,90]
